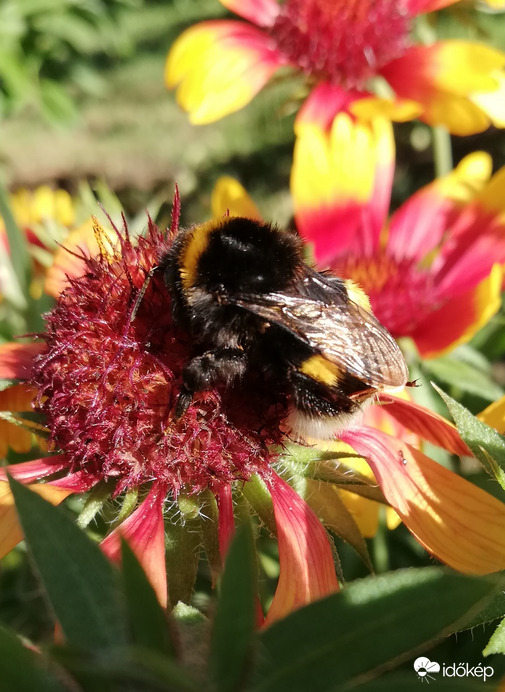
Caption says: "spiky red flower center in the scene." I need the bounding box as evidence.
[334,253,437,336]
[30,220,284,498]
[271,0,411,88]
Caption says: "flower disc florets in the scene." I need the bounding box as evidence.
[271,0,411,88]
[30,217,285,497]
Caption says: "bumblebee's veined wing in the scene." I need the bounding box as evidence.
[228,289,409,390]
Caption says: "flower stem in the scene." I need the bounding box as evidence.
[432,126,453,178]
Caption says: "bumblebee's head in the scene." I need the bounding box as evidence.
[177,217,303,296]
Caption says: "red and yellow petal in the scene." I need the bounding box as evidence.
[382,42,505,135]
[165,21,283,125]
[409,264,502,359]
[264,473,338,626]
[211,177,262,220]
[378,393,471,456]
[101,485,168,607]
[292,91,394,264]
[219,0,279,27]
[386,152,492,262]
[343,427,505,574]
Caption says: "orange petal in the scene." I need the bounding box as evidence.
[0,342,44,380]
[165,21,283,124]
[378,393,471,456]
[409,264,502,358]
[0,383,39,456]
[101,485,168,607]
[211,177,262,220]
[343,427,505,574]
[219,0,279,26]
[264,473,338,626]
[0,480,73,559]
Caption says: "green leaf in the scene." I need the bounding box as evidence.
[9,476,128,649]
[341,673,493,691]
[424,353,503,402]
[0,181,29,308]
[209,524,257,692]
[165,515,201,606]
[484,617,505,656]
[121,539,175,656]
[0,625,68,692]
[433,384,505,491]
[251,569,502,692]
[53,646,198,692]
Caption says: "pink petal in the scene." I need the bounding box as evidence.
[101,484,168,607]
[219,0,280,27]
[264,473,338,626]
[0,456,68,482]
[0,342,44,380]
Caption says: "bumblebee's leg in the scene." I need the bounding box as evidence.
[176,348,248,417]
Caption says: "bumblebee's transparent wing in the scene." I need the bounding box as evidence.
[229,286,408,390]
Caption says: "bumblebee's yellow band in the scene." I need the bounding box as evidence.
[179,221,216,290]
[299,355,342,386]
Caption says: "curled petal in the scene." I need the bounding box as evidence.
[165,21,283,124]
[342,427,505,574]
[0,456,68,483]
[264,473,338,626]
[211,177,262,220]
[0,342,44,380]
[378,393,471,456]
[101,485,168,607]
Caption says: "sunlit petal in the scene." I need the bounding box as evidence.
[343,427,505,574]
[166,21,283,124]
[101,485,168,607]
[409,264,502,358]
[211,177,262,220]
[264,473,338,626]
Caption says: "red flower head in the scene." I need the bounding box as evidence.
[166,0,505,136]
[2,193,505,623]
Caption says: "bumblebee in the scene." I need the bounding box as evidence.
[159,217,409,439]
